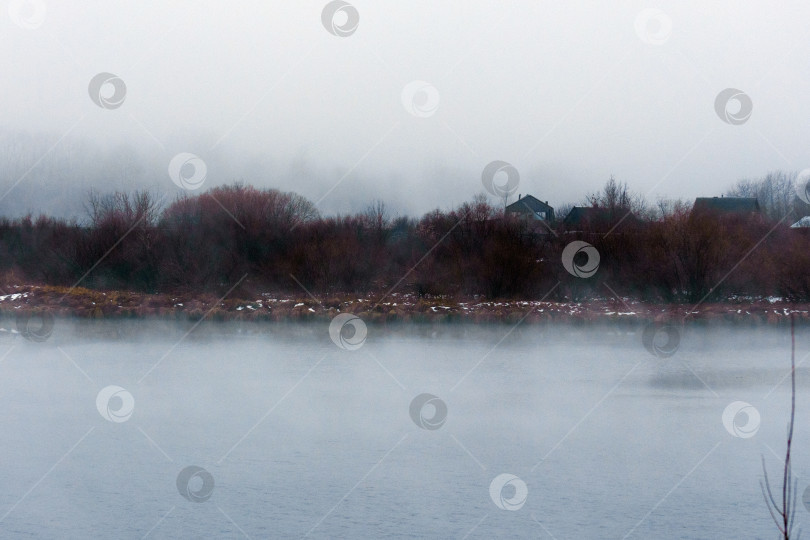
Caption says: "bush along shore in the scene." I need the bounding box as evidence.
[5,180,810,307]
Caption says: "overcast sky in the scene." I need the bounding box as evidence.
[2,0,809,218]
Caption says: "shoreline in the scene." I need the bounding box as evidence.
[0,284,806,325]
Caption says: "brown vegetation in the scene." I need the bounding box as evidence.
[0,175,809,314]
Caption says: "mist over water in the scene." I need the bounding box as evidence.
[0,320,806,538]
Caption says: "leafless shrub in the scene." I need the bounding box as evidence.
[760,314,801,539]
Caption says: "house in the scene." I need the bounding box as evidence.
[692,197,761,216]
[505,194,555,224]
[562,205,639,232]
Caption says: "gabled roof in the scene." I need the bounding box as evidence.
[563,207,608,226]
[505,195,553,214]
[505,195,554,225]
[693,197,760,214]
[563,206,638,229]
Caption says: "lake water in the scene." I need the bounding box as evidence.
[0,319,808,539]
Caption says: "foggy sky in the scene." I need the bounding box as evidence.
[2,0,810,219]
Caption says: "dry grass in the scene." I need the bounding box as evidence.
[0,284,807,325]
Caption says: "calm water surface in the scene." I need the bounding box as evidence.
[0,320,807,539]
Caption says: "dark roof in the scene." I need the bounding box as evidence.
[563,206,638,230]
[564,207,607,226]
[505,195,554,222]
[693,197,760,214]
[505,195,553,214]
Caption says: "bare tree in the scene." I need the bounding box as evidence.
[655,196,691,220]
[362,199,389,231]
[727,171,798,222]
[584,175,651,219]
[84,189,161,227]
[556,202,575,223]
[281,191,320,226]
[761,314,801,539]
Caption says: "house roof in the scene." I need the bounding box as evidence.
[564,207,607,226]
[693,197,760,214]
[505,195,553,214]
[563,206,638,229]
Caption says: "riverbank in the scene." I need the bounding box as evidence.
[0,284,806,325]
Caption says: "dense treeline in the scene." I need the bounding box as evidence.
[2,174,810,303]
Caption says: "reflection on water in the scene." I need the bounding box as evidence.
[0,319,806,538]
